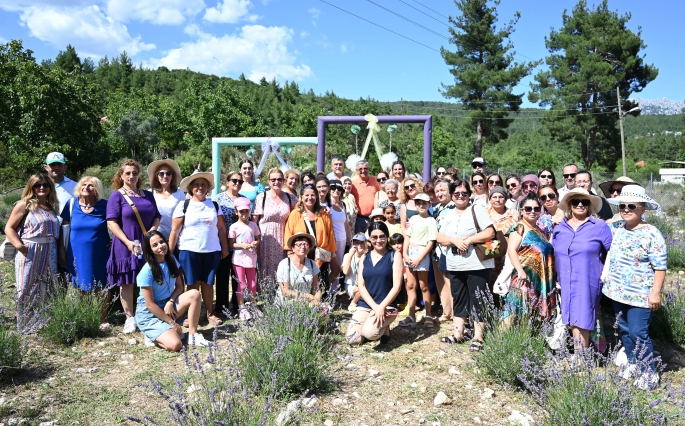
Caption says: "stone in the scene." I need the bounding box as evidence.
[419,419,426,424]
[121,354,134,360]
[369,370,379,376]
[128,338,137,345]
[39,422,57,426]
[7,419,18,426]
[448,367,461,375]
[388,402,395,406]
[345,363,357,369]
[384,414,391,420]
[286,399,302,411]
[0,397,6,406]
[508,410,534,426]
[303,396,319,408]
[679,271,684,275]
[481,388,494,400]
[275,410,294,426]
[332,398,344,406]
[433,392,452,406]
[473,417,482,424]
[324,421,334,426]
[98,341,106,346]
[75,368,86,374]
[352,392,360,399]
[400,409,414,415]
[186,384,202,393]
[411,382,418,388]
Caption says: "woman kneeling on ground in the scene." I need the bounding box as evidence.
[347,222,403,345]
[277,232,321,303]
[135,231,209,350]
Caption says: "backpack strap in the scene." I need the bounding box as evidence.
[183,199,219,218]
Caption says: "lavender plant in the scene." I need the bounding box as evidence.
[651,277,685,345]
[0,320,23,378]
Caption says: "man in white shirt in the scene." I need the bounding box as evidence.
[471,157,487,174]
[326,155,350,181]
[557,163,578,201]
[45,152,77,213]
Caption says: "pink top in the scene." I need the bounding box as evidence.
[229,221,261,267]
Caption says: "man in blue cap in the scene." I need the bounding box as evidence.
[45,152,77,213]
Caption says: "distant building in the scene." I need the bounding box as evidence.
[659,161,685,184]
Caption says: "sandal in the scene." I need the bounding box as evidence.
[207,314,223,325]
[440,334,464,344]
[438,315,452,323]
[398,315,416,327]
[424,316,435,328]
[469,339,484,352]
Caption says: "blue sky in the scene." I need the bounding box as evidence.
[0,0,681,107]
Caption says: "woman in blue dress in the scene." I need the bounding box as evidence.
[60,177,110,324]
[237,159,265,213]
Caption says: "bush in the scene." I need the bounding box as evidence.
[648,214,674,239]
[651,279,685,345]
[667,246,685,270]
[39,286,105,344]
[0,321,23,378]
[236,289,337,398]
[2,193,21,207]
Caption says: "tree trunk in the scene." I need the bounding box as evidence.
[587,128,596,170]
[580,130,588,169]
[475,119,483,157]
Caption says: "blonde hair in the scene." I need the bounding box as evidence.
[73,176,104,201]
[285,169,300,180]
[399,177,425,203]
[267,168,284,179]
[225,171,241,181]
[111,159,143,190]
[21,173,59,213]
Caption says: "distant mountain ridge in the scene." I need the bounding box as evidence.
[631,98,685,115]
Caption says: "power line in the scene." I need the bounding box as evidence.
[410,0,449,19]
[389,87,625,105]
[318,0,440,53]
[365,0,449,40]
[385,109,621,120]
[390,102,622,114]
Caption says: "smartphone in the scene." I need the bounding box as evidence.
[385,307,398,318]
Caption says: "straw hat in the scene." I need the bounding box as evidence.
[179,171,215,192]
[598,176,641,198]
[607,184,659,211]
[147,159,182,188]
[559,188,602,215]
[286,232,316,250]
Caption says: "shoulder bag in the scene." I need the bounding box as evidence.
[303,216,332,262]
[1,205,29,261]
[470,206,507,261]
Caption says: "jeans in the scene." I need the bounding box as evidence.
[613,300,655,371]
[354,215,370,234]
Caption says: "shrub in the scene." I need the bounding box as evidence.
[648,214,674,238]
[651,279,685,345]
[667,246,685,270]
[0,320,23,378]
[39,285,105,344]
[2,193,21,207]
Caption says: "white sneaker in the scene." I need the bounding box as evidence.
[188,333,210,347]
[144,335,156,347]
[614,347,628,367]
[622,364,638,380]
[123,317,137,334]
[239,308,252,321]
[633,370,659,390]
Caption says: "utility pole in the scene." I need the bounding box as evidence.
[617,87,627,176]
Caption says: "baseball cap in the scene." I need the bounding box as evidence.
[414,193,431,203]
[46,152,66,164]
[471,157,486,166]
[351,233,367,242]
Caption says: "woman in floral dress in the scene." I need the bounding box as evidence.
[252,168,297,280]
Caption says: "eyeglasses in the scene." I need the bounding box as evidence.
[472,179,484,185]
[488,180,501,186]
[570,198,591,207]
[575,181,591,186]
[523,206,542,213]
[293,242,309,248]
[539,193,557,202]
[269,178,284,183]
[378,177,387,182]
[229,178,244,185]
[436,171,446,175]
[471,163,484,168]
[33,182,50,189]
[453,191,469,197]
[157,171,173,177]
[507,183,517,189]
[539,174,553,179]
[618,203,640,211]
[522,183,538,190]
[563,173,577,179]
[330,185,344,192]
[404,184,416,190]
[124,171,139,176]
[609,187,622,194]
[369,235,387,241]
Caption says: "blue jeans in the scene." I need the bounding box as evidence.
[613,300,655,371]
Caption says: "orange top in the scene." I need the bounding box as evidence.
[283,208,337,266]
[350,176,380,216]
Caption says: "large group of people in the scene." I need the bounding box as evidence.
[3,153,668,389]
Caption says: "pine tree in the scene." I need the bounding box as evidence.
[54,44,82,73]
[441,0,537,157]
[528,0,658,170]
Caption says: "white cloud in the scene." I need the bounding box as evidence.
[204,0,258,24]
[308,7,320,19]
[340,43,347,53]
[18,5,155,56]
[146,25,312,81]
[300,31,309,38]
[106,0,206,25]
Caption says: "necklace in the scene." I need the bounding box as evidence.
[123,187,140,197]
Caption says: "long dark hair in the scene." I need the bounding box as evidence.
[538,167,556,187]
[314,175,331,206]
[143,230,180,285]
[368,221,393,251]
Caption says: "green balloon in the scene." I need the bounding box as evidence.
[387,124,398,134]
[351,125,361,134]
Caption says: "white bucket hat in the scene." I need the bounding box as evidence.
[607,184,659,211]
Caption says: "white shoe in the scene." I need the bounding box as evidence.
[633,370,659,390]
[123,317,137,334]
[622,364,638,380]
[614,347,628,367]
[144,335,156,347]
[188,333,210,347]
[239,308,252,321]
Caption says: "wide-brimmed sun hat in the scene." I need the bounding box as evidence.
[598,176,641,198]
[559,188,602,215]
[370,208,385,219]
[180,171,215,192]
[607,184,659,211]
[286,232,316,250]
[148,159,182,188]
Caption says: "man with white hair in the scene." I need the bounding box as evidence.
[326,155,349,181]
[350,160,380,233]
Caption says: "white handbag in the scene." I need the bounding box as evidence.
[303,217,332,262]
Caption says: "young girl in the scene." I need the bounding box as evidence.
[365,208,386,239]
[383,204,402,237]
[398,193,438,328]
[135,231,209,350]
[390,232,408,311]
[229,197,261,320]
[342,233,367,312]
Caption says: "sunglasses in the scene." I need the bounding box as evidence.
[522,183,538,189]
[488,180,502,186]
[507,183,518,189]
[293,242,310,248]
[539,193,557,202]
[404,184,416,190]
[124,171,139,176]
[523,206,542,213]
[436,171,446,175]
[471,163,484,168]
[609,187,622,194]
[229,178,244,185]
[378,177,387,182]
[539,174,553,179]
[269,178,283,183]
[570,198,591,207]
[563,173,577,179]
[330,185,344,192]
[618,203,640,211]
[370,235,387,241]
[157,171,173,177]
[453,191,469,197]
[472,179,484,185]
[33,182,50,189]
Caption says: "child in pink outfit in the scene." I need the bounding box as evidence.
[228,198,261,320]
